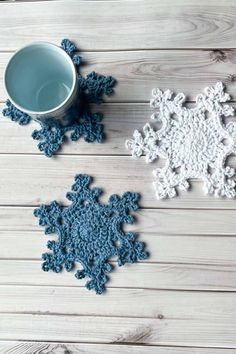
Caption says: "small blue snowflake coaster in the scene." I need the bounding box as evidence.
[2,39,116,157]
[34,174,148,294]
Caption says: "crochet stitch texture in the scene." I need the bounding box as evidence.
[126,82,236,199]
[34,174,148,294]
[3,39,116,157]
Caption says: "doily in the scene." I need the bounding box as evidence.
[3,39,116,157]
[34,174,148,294]
[126,82,236,199]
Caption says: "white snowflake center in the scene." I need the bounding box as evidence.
[169,116,218,169]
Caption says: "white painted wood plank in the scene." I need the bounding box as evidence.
[1,1,236,50]
[0,103,149,155]
[1,312,236,347]
[0,342,234,354]
[5,0,55,2]
[0,155,236,209]
[0,260,235,291]
[2,207,236,265]
[1,102,236,156]
[3,231,236,266]
[1,206,236,236]
[1,50,236,102]
[1,285,236,320]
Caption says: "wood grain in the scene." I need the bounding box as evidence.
[3,231,236,266]
[1,102,236,156]
[1,312,236,347]
[0,103,150,155]
[1,285,236,319]
[1,0,236,51]
[1,155,236,209]
[1,207,236,265]
[3,206,236,236]
[0,259,235,291]
[2,205,236,271]
[2,50,236,102]
[0,342,234,354]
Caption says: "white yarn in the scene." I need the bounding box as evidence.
[126,82,236,199]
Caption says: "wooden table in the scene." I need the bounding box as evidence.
[0,1,236,352]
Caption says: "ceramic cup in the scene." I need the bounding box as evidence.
[4,41,79,127]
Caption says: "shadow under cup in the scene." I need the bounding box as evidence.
[4,42,79,126]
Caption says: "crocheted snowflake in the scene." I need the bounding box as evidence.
[126,82,236,199]
[34,174,148,294]
[2,39,116,157]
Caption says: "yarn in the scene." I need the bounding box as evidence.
[34,174,148,294]
[2,39,116,157]
[3,100,31,125]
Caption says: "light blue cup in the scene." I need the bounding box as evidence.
[4,42,79,126]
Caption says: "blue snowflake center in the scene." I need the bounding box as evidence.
[74,206,114,243]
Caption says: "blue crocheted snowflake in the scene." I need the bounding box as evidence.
[2,39,116,157]
[34,174,148,294]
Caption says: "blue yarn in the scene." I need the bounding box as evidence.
[79,71,116,104]
[32,125,65,158]
[34,174,148,294]
[2,39,116,157]
[31,112,103,157]
[2,100,31,125]
[61,38,81,65]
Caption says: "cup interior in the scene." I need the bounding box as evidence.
[4,42,76,114]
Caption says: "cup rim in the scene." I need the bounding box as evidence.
[4,41,77,116]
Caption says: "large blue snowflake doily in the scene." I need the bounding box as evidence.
[2,39,116,157]
[34,174,148,294]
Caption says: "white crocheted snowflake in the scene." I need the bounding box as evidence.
[126,82,236,199]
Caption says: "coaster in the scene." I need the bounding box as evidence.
[3,39,116,157]
[126,82,236,199]
[34,174,148,294]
